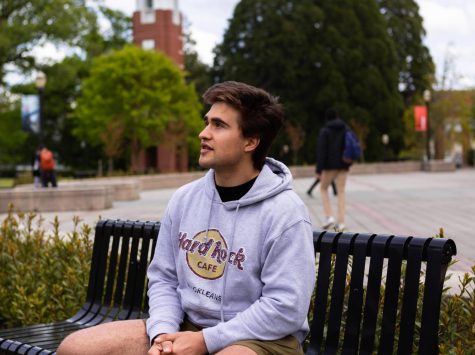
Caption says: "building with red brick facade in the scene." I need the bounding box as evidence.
[132,0,187,172]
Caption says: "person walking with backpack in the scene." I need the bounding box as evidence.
[316,108,357,230]
[39,145,58,187]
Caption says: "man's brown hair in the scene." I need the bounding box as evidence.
[202,81,284,170]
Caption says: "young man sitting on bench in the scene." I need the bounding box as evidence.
[57,81,316,355]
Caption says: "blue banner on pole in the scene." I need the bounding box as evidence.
[21,95,40,133]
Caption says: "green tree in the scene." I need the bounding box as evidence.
[5,5,132,171]
[0,94,28,164]
[77,5,132,58]
[333,0,404,161]
[44,6,131,170]
[213,0,326,163]
[376,0,435,104]
[213,0,403,162]
[0,0,98,83]
[41,57,101,169]
[8,56,101,171]
[431,90,473,161]
[73,46,202,173]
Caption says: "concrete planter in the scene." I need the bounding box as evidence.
[0,186,113,213]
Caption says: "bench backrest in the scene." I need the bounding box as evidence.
[85,220,456,354]
[78,219,160,323]
[307,231,456,355]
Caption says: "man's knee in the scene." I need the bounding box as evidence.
[57,329,89,355]
[57,320,149,355]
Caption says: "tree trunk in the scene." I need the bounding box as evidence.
[107,158,114,175]
[434,125,445,160]
[130,140,144,173]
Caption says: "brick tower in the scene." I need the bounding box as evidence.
[132,0,187,173]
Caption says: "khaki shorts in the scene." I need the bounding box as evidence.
[181,318,303,355]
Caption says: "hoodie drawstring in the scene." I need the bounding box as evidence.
[219,203,240,323]
[204,189,215,243]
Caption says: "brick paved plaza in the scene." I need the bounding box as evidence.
[2,169,474,277]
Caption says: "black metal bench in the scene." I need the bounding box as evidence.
[0,219,160,355]
[307,232,456,354]
[0,220,456,354]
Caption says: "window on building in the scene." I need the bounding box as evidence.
[146,0,153,9]
[141,6,156,24]
[142,39,155,50]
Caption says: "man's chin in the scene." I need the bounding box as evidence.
[198,159,212,169]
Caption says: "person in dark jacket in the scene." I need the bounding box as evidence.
[316,108,351,230]
[31,147,41,188]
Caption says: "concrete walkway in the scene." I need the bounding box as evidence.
[2,169,474,277]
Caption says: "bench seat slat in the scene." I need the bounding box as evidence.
[76,220,115,327]
[102,221,123,308]
[143,222,161,313]
[114,220,134,321]
[342,233,374,353]
[419,238,456,354]
[307,232,336,354]
[378,236,409,354]
[65,220,108,324]
[120,221,143,320]
[325,233,356,354]
[0,323,81,339]
[398,237,430,354]
[129,221,154,319]
[359,235,392,354]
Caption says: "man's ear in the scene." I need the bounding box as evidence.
[244,136,260,153]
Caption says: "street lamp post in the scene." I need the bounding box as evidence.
[35,71,47,143]
[423,89,431,161]
[381,133,389,161]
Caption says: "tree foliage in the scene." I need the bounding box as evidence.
[2,4,133,170]
[377,0,435,104]
[213,0,404,162]
[0,0,98,83]
[40,56,101,169]
[0,95,28,164]
[73,46,202,172]
[431,90,473,161]
[77,5,132,58]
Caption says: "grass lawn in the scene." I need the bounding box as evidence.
[0,178,14,188]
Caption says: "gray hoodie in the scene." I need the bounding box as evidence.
[146,158,316,353]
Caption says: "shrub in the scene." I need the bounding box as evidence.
[439,265,475,354]
[0,207,93,328]
[13,171,33,186]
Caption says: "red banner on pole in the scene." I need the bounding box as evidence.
[414,105,427,132]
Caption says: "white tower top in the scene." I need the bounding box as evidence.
[136,0,180,25]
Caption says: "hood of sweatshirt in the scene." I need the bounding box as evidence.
[204,157,293,210]
[326,117,347,131]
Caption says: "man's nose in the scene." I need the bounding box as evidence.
[199,125,210,139]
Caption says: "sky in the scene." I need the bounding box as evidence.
[7,0,475,89]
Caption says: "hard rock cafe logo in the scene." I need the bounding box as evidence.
[178,229,246,280]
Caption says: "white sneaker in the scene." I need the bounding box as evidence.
[335,223,345,231]
[322,216,336,229]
